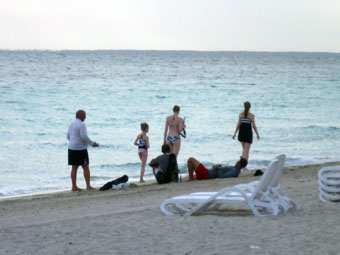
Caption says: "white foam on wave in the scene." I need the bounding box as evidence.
[286,157,340,166]
[0,187,69,200]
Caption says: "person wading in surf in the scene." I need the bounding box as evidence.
[164,105,186,158]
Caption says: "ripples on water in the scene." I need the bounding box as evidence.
[0,50,339,196]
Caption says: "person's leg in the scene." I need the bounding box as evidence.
[151,166,158,179]
[82,164,93,190]
[172,139,181,157]
[242,143,251,160]
[241,141,245,150]
[140,152,148,183]
[187,157,201,181]
[167,141,174,155]
[71,165,81,191]
[240,142,245,159]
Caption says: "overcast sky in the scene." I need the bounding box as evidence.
[1,0,339,52]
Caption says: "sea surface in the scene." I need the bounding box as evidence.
[0,50,339,196]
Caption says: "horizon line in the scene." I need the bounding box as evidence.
[0,48,339,54]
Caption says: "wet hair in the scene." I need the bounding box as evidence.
[235,157,248,169]
[141,122,149,131]
[244,101,251,118]
[173,105,180,113]
[162,144,171,154]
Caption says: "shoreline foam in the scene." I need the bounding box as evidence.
[1,160,340,199]
[0,161,338,201]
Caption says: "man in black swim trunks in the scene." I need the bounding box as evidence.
[187,157,247,181]
[67,110,99,191]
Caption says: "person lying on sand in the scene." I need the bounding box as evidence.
[187,157,247,181]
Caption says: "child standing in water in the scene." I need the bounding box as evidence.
[134,123,149,183]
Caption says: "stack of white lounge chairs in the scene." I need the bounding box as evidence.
[161,154,297,216]
[318,166,340,203]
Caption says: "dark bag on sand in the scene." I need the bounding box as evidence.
[99,175,129,191]
[156,154,179,184]
[254,170,264,176]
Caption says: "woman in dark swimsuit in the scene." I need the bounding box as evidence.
[232,102,260,160]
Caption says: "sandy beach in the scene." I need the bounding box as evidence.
[1,162,340,255]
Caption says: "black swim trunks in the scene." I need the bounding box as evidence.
[68,149,89,165]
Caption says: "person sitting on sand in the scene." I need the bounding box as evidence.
[67,110,99,191]
[187,156,247,181]
[149,144,179,184]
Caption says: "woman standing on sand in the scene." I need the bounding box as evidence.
[232,101,260,160]
[164,105,185,157]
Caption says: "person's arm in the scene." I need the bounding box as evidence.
[67,125,71,141]
[232,114,241,139]
[79,123,96,146]
[251,114,260,140]
[149,158,155,167]
[133,134,140,146]
[152,167,157,179]
[212,164,222,169]
[163,117,168,144]
[146,136,150,149]
[178,117,185,132]
[149,157,159,167]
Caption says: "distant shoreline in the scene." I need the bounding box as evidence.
[0,49,339,54]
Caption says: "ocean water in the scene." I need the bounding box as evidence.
[0,50,339,196]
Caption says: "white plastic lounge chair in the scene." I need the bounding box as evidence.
[266,154,296,213]
[318,166,340,203]
[188,154,297,214]
[161,158,285,216]
[232,153,286,195]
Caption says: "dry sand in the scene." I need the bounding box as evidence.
[1,162,340,255]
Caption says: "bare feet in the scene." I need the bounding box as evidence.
[72,187,82,191]
[86,186,95,190]
[140,179,145,183]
